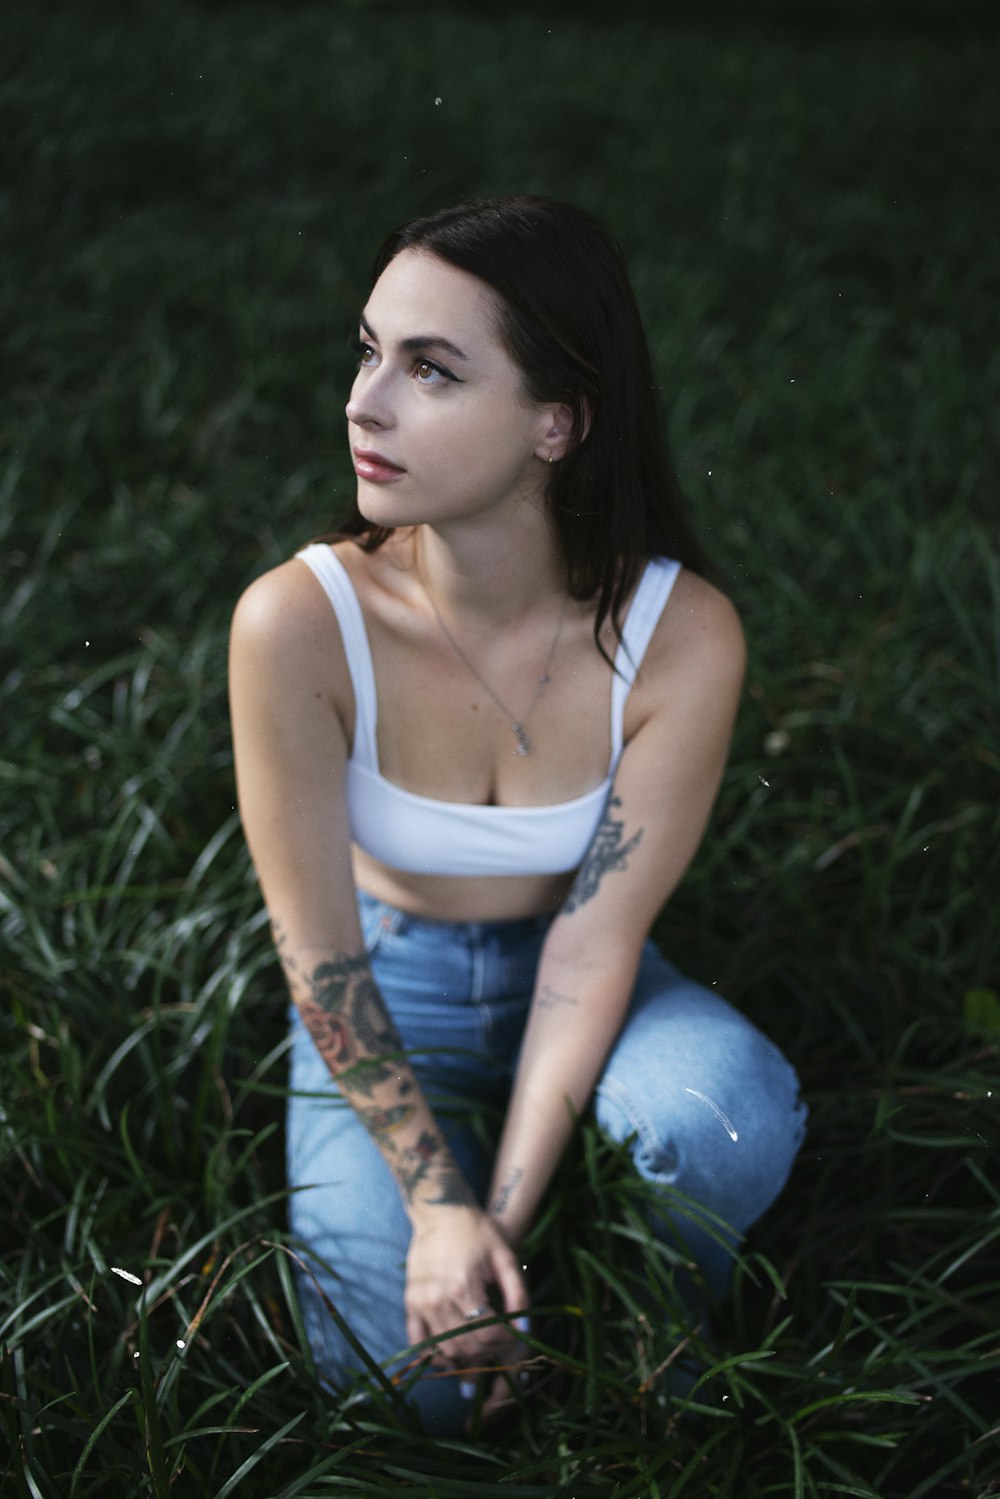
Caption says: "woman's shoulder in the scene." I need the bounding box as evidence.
[232,552,332,645]
[229,546,359,709]
[660,565,745,657]
[635,563,746,712]
[232,537,374,630]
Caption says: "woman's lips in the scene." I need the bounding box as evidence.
[353,449,406,483]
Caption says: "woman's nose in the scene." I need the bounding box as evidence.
[345,371,394,430]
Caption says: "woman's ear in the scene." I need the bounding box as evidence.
[537,399,591,463]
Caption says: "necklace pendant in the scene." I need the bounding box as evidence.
[512,723,530,756]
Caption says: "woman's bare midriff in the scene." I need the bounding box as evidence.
[352,845,574,922]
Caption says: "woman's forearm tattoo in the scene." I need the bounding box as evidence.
[537,983,578,1011]
[563,794,644,913]
[396,1129,443,1200]
[271,917,298,979]
[490,1167,524,1216]
[272,922,469,1207]
[290,946,406,1098]
[425,1164,477,1208]
[356,1101,416,1147]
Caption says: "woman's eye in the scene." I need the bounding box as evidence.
[348,336,455,385]
[413,358,457,385]
[349,336,377,367]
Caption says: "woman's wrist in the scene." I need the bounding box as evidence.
[489,1160,541,1243]
[402,1148,479,1225]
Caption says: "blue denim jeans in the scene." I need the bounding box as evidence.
[287,890,807,1433]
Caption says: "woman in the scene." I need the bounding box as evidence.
[229,196,806,1435]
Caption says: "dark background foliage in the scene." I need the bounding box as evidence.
[2,2,998,1494]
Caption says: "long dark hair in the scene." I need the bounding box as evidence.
[335,195,709,659]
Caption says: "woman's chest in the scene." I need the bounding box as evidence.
[365,612,620,809]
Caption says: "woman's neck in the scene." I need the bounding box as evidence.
[408,507,569,630]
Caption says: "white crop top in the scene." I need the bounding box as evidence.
[295,543,681,877]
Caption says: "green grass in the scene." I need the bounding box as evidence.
[2,1,998,1494]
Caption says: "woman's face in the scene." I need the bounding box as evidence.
[345,249,560,530]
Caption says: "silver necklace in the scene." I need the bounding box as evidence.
[424,589,567,756]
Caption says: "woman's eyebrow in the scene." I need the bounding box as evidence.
[359,312,470,363]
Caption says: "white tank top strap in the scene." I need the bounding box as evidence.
[294,544,380,770]
[609,556,682,765]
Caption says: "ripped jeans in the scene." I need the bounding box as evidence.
[287,890,807,1434]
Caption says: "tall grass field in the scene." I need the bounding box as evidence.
[2,1,998,1494]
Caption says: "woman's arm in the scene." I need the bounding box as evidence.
[487,575,748,1246]
[229,560,526,1372]
[269,927,473,1211]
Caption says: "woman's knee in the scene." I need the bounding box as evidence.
[595,964,807,1230]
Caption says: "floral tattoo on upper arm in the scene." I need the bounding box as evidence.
[563,793,644,914]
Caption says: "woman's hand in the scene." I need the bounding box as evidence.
[404,1206,528,1395]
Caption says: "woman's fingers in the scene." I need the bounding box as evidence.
[479,1370,517,1425]
[490,1240,528,1320]
[406,1284,494,1366]
[435,1303,512,1368]
[405,1304,433,1357]
[412,1297,525,1370]
[427,1305,489,1368]
[404,1208,529,1369]
[470,1352,531,1429]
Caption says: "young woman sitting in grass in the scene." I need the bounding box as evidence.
[228,196,807,1435]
